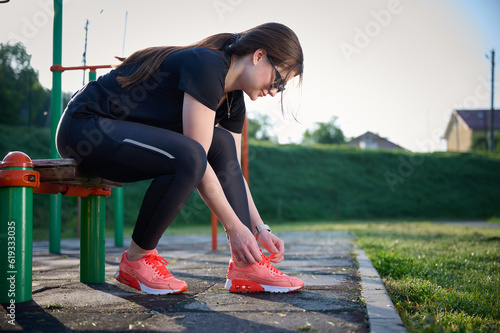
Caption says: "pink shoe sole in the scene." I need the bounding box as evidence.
[115,269,187,295]
[225,278,303,293]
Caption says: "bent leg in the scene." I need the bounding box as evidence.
[207,127,251,231]
[57,116,207,250]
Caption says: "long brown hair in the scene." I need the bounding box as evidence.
[115,22,303,91]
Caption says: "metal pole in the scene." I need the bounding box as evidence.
[0,152,39,303]
[80,195,106,283]
[122,11,128,57]
[113,187,124,247]
[211,212,217,251]
[82,19,89,86]
[88,70,96,82]
[490,49,495,152]
[49,0,63,254]
[242,117,249,182]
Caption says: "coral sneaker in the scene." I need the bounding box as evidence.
[115,249,187,295]
[225,251,304,293]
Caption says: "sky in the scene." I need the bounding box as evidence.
[1,0,499,152]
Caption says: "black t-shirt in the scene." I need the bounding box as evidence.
[65,47,246,133]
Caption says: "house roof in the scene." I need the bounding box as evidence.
[347,131,405,150]
[443,109,500,139]
[456,109,500,130]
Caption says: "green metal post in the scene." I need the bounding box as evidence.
[49,0,63,254]
[49,195,61,254]
[0,152,38,303]
[113,188,124,247]
[80,195,106,283]
[88,70,96,81]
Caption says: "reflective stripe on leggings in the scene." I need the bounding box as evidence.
[123,138,176,159]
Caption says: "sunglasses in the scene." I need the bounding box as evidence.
[268,56,286,93]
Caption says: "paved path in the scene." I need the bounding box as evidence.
[1,230,406,332]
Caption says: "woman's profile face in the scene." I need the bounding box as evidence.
[241,51,290,101]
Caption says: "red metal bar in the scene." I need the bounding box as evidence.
[34,183,111,198]
[50,64,112,72]
[211,212,218,251]
[242,117,249,183]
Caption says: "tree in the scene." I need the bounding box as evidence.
[302,116,345,145]
[0,42,50,126]
[471,133,500,153]
[247,113,278,142]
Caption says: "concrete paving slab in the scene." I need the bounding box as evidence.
[0,230,407,332]
[177,285,361,313]
[145,311,368,333]
[296,273,350,286]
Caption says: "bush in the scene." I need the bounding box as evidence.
[2,125,499,239]
[249,142,500,222]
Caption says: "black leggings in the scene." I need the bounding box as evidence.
[56,114,250,250]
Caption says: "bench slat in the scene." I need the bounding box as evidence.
[33,158,78,167]
[32,158,123,188]
[35,166,77,181]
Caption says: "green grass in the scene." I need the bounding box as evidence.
[488,217,500,224]
[279,221,500,332]
[357,223,499,332]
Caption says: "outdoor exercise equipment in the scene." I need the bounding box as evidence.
[49,1,123,253]
[0,152,123,303]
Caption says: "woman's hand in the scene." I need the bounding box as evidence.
[227,224,262,264]
[256,231,284,263]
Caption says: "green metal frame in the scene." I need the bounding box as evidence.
[0,164,34,303]
[49,0,63,254]
[113,187,124,247]
[1,0,125,304]
[50,3,123,254]
[80,195,106,283]
[0,153,113,302]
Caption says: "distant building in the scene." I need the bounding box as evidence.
[347,131,405,151]
[443,109,500,152]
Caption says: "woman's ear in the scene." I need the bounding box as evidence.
[252,48,267,65]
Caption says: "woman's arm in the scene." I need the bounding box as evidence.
[183,93,262,264]
[227,130,263,231]
[227,127,285,262]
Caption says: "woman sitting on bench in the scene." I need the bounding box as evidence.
[56,22,304,295]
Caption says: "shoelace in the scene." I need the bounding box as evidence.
[144,254,173,278]
[259,253,283,275]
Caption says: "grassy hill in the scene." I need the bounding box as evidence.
[1,124,499,239]
[249,141,500,221]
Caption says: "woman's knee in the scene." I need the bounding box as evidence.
[213,127,235,145]
[178,139,207,182]
[208,127,237,160]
